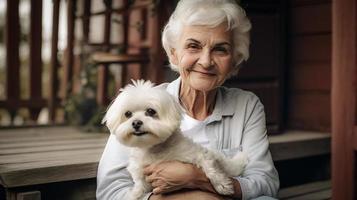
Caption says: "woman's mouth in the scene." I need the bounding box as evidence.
[191,70,216,76]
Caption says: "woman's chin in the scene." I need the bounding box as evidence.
[189,77,218,92]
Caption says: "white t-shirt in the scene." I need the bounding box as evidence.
[180,113,210,147]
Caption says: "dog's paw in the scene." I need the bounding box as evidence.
[234,152,249,166]
[212,179,234,195]
[129,184,146,200]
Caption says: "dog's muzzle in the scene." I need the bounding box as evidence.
[131,120,147,136]
[132,131,148,136]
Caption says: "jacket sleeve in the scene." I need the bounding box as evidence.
[96,134,152,200]
[236,96,280,200]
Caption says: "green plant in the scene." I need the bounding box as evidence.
[64,62,107,132]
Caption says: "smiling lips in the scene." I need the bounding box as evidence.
[191,70,216,76]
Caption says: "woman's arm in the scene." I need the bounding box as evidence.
[236,97,280,200]
[96,134,152,200]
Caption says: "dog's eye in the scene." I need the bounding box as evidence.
[124,111,132,118]
[145,108,157,117]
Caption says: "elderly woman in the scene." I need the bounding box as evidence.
[96,0,279,199]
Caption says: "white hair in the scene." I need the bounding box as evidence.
[162,0,252,74]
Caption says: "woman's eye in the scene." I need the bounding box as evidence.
[214,47,228,54]
[124,111,132,118]
[187,43,200,50]
[145,108,157,117]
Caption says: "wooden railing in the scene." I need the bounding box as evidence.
[1,0,173,125]
[2,0,61,124]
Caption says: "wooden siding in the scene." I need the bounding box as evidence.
[225,1,287,134]
[287,0,331,131]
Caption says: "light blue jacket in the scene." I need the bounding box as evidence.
[96,78,279,200]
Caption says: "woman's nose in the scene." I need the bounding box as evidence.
[198,50,213,68]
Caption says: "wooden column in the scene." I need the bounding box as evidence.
[82,0,91,44]
[146,1,172,83]
[5,0,20,117]
[49,0,61,123]
[126,5,144,84]
[118,0,129,90]
[29,0,43,120]
[62,0,76,99]
[331,0,357,199]
[97,0,112,105]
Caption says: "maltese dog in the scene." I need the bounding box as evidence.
[102,80,248,200]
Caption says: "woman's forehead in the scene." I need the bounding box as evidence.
[180,24,232,44]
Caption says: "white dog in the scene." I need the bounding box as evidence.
[102,80,248,200]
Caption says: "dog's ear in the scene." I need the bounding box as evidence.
[102,92,125,133]
[164,92,183,128]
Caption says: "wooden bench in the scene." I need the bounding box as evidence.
[0,127,331,200]
[0,127,107,200]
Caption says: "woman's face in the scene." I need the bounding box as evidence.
[171,23,234,92]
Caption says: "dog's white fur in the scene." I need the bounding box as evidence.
[103,80,248,200]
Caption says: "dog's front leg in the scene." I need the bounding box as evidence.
[198,158,235,196]
[127,163,150,200]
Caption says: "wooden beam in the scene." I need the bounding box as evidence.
[49,0,61,123]
[0,99,47,108]
[29,0,43,120]
[5,0,20,111]
[331,0,357,199]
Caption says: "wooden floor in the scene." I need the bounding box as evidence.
[0,126,331,199]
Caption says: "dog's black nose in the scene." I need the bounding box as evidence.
[132,120,143,130]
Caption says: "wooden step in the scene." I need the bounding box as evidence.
[278,180,331,200]
[269,130,331,161]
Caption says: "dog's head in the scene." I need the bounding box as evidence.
[102,80,182,148]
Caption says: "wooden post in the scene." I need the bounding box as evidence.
[5,0,20,119]
[62,0,76,99]
[97,0,112,105]
[29,0,43,120]
[331,0,357,199]
[126,6,144,84]
[114,0,129,91]
[146,1,172,83]
[82,0,91,44]
[49,0,61,123]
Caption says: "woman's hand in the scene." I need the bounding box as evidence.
[143,161,214,195]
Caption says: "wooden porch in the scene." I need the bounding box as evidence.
[0,127,331,199]
[0,0,356,199]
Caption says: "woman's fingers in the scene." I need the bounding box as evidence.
[143,164,155,176]
[151,179,164,188]
[146,174,155,183]
[153,186,163,194]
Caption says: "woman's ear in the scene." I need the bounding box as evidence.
[169,48,179,65]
